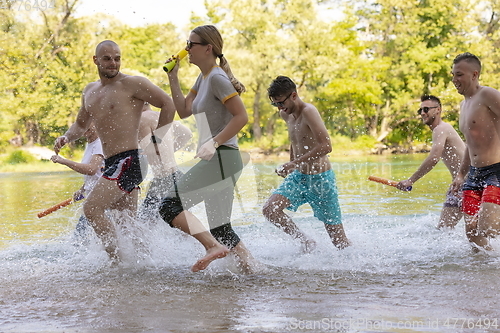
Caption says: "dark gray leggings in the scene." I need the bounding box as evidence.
[159,147,243,249]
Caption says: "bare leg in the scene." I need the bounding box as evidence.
[464,213,491,251]
[324,224,350,249]
[475,202,500,250]
[437,206,463,229]
[262,194,316,253]
[111,189,138,213]
[171,211,229,272]
[231,241,260,273]
[84,178,135,260]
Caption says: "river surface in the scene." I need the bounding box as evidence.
[1,154,499,333]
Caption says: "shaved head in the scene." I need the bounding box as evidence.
[95,40,119,56]
[93,40,121,79]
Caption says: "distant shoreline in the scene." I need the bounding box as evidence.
[1,144,429,173]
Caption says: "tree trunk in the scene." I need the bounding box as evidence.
[252,88,262,140]
[376,100,392,142]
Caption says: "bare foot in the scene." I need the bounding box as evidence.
[471,243,493,253]
[237,257,269,274]
[191,245,229,272]
[231,241,259,274]
[335,239,351,250]
[104,242,120,262]
[301,238,317,253]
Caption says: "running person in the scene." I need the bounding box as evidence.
[51,122,104,237]
[263,76,350,251]
[397,95,466,228]
[159,25,256,272]
[451,52,500,250]
[138,102,192,219]
[54,40,227,268]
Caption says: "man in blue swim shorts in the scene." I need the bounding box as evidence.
[263,76,350,251]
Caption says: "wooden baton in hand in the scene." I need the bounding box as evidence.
[368,175,412,191]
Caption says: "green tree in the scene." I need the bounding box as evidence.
[352,0,476,146]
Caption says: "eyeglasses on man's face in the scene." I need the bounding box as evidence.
[270,92,293,108]
[186,40,207,49]
[417,106,438,115]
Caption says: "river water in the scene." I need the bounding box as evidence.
[1,154,499,333]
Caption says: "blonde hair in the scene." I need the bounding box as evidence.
[192,25,246,94]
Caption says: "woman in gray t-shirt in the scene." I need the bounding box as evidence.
[159,25,257,273]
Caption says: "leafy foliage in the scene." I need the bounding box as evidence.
[1,0,499,152]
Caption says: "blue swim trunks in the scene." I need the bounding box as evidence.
[273,169,342,225]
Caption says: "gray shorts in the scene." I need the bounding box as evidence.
[444,185,461,208]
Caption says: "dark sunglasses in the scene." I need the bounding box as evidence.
[417,106,438,115]
[186,40,207,49]
[270,92,293,108]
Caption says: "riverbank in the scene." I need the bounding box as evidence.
[0,143,431,173]
[0,149,367,173]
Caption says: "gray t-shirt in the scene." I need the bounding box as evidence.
[191,66,239,150]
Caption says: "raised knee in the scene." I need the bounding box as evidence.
[211,223,240,249]
[159,196,184,226]
[83,202,102,221]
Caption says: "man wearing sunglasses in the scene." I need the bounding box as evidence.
[262,76,350,251]
[397,95,465,229]
[451,52,500,251]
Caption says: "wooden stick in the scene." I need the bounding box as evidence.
[368,175,412,191]
[37,198,73,218]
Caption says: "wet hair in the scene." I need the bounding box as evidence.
[420,94,441,107]
[267,76,297,98]
[453,52,481,74]
[192,25,246,94]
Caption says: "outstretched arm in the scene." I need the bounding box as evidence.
[51,153,104,175]
[397,126,447,190]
